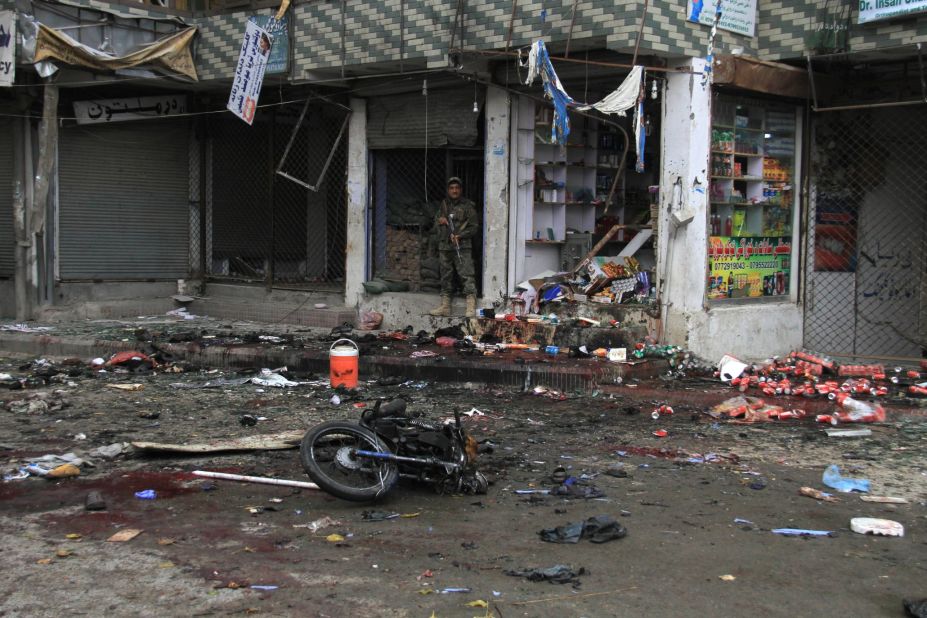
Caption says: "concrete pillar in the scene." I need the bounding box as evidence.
[658,58,711,347]
[481,85,511,305]
[658,60,803,360]
[344,97,368,309]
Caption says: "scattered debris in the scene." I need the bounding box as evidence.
[850,517,904,537]
[106,383,145,392]
[132,431,305,454]
[822,464,870,493]
[824,428,873,438]
[904,598,927,618]
[107,529,143,542]
[192,470,319,490]
[251,369,300,388]
[771,528,835,537]
[859,495,908,504]
[539,515,627,544]
[85,491,106,511]
[293,516,341,532]
[504,564,586,585]
[799,487,838,503]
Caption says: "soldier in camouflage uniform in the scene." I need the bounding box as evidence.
[429,177,479,317]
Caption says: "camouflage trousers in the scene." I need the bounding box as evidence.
[439,249,476,296]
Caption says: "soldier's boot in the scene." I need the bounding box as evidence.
[465,295,477,317]
[429,295,451,317]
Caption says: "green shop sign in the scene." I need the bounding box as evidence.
[858,0,927,23]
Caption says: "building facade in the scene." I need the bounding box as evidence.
[1,0,924,361]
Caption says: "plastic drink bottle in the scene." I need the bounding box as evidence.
[832,392,886,423]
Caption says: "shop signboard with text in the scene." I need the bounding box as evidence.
[708,236,792,300]
[687,0,757,37]
[248,15,288,74]
[0,11,15,87]
[227,20,273,125]
[858,0,927,23]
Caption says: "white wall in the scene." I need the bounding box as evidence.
[344,97,368,309]
[659,59,802,361]
[482,86,511,305]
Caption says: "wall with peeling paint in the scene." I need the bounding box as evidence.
[482,86,511,308]
[659,59,802,361]
[344,98,369,310]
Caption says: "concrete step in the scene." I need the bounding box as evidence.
[186,298,355,329]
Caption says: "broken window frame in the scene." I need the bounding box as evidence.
[275,97,351,192]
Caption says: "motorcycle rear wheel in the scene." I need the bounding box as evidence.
[300,421,399,502]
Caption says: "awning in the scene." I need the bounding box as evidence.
[712,55,809,100]
[33,23,198,81]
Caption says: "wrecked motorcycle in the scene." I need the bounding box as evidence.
[299,398,487,502]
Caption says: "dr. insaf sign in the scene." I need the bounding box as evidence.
[0,10,16,87]
[858,0,927,23]
[227,20,273,125]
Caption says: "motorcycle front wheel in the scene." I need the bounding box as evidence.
[300,421,399,502]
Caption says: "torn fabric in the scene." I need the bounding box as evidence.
[524,40,575,144]
[33,23,198,81]
[577,65,643,116]
[634,98,646,173]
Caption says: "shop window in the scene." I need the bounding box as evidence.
[708,95,798,301]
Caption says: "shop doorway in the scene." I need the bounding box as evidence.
[369,148,484,296]
[804,104,927,359]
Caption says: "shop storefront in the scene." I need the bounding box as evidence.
[707,94,801,302]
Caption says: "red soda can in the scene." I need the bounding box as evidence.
[794,352,835,370]
[815,414,838,425]
[909,385,927,396]
[906,371,922,379]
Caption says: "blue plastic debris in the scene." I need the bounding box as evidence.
[250,585,278,591]
[440,587,472,594]
[134,489,156,500]
[822,464,870,493]
[772,528,834,537]
[734,518,754,526]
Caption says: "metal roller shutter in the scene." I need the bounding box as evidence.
[367,89,480,149]
[0,119,13,277]
[58,120,190,279]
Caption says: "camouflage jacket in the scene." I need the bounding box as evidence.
[435,197,479,251]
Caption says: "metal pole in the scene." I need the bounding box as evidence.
[631,0,650,67]
[564,0,579,58]
[504,0,518,52]
[450,47,694,74]
[198,112,208,280]
[267,109,276,291]
[813,99,927,113]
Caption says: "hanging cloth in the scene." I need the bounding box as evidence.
[577,65,644,117]
[634,98,646,173]
[524,40,575,144]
